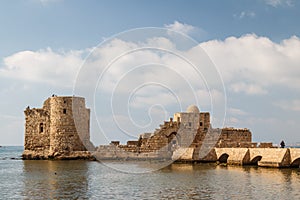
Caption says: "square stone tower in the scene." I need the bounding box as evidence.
[22,95,94,160]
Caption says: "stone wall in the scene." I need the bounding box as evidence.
[216,128,252,148]
[48,96,90,156]
[214,147,300,168]
[24,108,50,158]
[95,112,254,162]
[23,96,94,160]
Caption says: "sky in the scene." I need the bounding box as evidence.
[0,0,300,146]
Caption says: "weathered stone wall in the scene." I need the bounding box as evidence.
[216,128,252,148]
[23,96,94,160]
[48,97,88,156]
[95,109,254,161]
[258,142,273,148]
[94,144,171,160]
[214,148,300,168]
[24,108,50,158]
[139,121,179,152]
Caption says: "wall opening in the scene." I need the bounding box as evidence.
[168,132,180,151]
[200,122,203,126]
[290,158,300,168]
[39,123,44,133]
[219,153,229,163]
[63,109,67,114]
[250,156,262,165]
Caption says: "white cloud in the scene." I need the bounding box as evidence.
[200,34,300,94]
[1,26,300,144]
[164,21,207,41]
[37,0,62,5]
[234,11,256,19]
[165,21,196,36]
[226,117,240,124]
[0,48,86,87]
[1,33,299,102]
[229,82,268,95]
[1,33,300,105]
[274,99,300,111]
[264,0,294,7]
[228,108,249,116]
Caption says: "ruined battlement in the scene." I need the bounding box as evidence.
[22,95,95,160]
[24,97,299,167]
[95,105,258,162]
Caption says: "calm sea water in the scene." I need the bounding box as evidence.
[1,146,300,199]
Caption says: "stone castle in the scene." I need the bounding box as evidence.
[23,96,300,168]
[22,96,95,160]
[95,105,255,161]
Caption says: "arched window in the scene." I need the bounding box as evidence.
[39,123,44,133]
[63,109,67,114]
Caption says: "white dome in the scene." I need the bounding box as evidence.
[186,105,200,113]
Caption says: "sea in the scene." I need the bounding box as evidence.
[1,146,300,200]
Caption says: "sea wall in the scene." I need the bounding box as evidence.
[214,148,300,168]
[94,145,300,168]
[94,144,171,160]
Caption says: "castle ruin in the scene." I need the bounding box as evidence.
[23,96,300,167]
[94,105,255,161]
[22,96,95,160]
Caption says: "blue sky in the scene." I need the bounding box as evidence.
[0,0,300,146]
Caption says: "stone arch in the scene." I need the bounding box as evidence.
[167,132,180,151]
[218,153,229,163]
[170,132,181,145]
[290,157,300,167]
[164,126,179,137]
[250,156,262,165]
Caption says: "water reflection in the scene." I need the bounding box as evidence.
[22,160,89,199]
[18,161,300,199]
[159,164,300,200]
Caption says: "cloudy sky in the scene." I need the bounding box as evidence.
[1,0,300,146]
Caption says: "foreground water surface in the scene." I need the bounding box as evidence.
[1,146,300,199]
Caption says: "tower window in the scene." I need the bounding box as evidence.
[200,122,203,126]
[63,109,67,114]
[39,123,44,133]
[189,122,192,126]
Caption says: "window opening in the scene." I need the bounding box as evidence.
[39,123,44,133]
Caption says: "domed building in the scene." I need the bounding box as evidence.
[173,104,210,132]
[186,105,200,113]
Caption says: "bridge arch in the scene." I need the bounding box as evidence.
[250,156,262,165]
[218,153,229,163]
[290,157,300,167]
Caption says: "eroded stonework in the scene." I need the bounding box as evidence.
[22,96,95,160]
[94,105,255,161]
